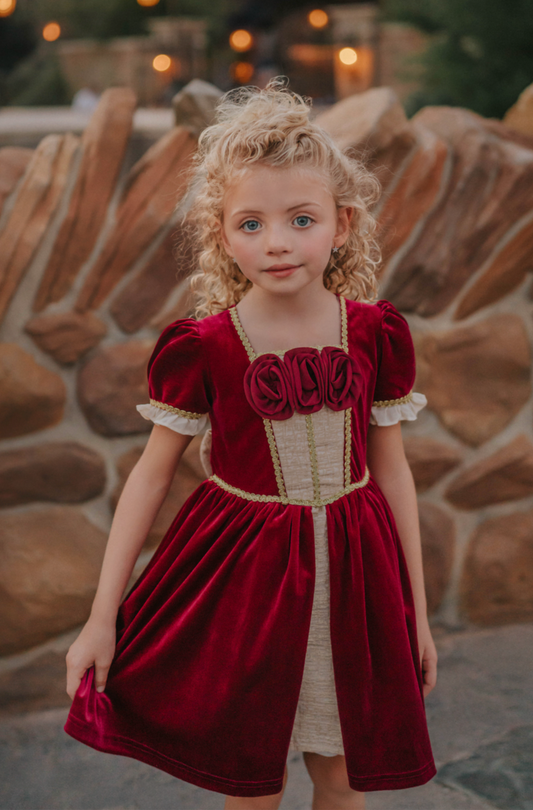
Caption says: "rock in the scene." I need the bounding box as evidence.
[172,78,223,133]
[404,436,462,492]
[111,435,206,548]
[75,126,197,312]
[503,82,533,138]
[315,86,417,192]
[0,507,108,655]
[0,648,72,715]
[445,435,533,509]
[149,279,196,330]
[0,146,33,216]
[33,88,137,311]
[0,344,66,439]
[110,225,192,334]
[0,442,106,507]
[25,311,107,364]
[383,107,533,316]
[414,314,531,446]
[419,502,455,615]
[460,510,533,625]
[0,134,79,325]
[77,340,154,436]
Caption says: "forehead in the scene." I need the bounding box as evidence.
[223,163,333,213]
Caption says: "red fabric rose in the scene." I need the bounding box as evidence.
[244,354,295,420]
[283,348,325,415]
[321,346,362,410]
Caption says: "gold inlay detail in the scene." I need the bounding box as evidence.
[149,399,204,419]
[209,466,370,507]
[340,295,349,352]
[230,306,256,361]
[305,414,321,503]
[263,418,288,500]
[344,407,352,489]
[372,391,413,408]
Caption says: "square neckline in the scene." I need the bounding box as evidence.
[229,295,349,362]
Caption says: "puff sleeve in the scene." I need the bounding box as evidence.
[136,319,211,436]
[369,300,427,426]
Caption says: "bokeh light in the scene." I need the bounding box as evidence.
[308,9,328,29]
[43,22,61,42]
[152,54,172,72]
[137,0,160,6]
[229,29,253,52]
[339,47,358,66]
[0,0,16,18]
[230,62,254,84]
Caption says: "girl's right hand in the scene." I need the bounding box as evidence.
[65,617,117,700]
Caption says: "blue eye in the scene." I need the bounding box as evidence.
[241,220,261,232]
[294,215,313,227]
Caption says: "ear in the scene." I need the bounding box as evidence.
[216,217,234,258]
[334,206,353,247]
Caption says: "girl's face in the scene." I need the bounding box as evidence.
[219,163,352,297]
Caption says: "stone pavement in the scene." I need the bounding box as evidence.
[0,624,531,810]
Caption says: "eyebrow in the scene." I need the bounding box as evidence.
[231,201,323,218]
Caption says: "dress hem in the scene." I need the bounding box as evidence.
[64,714,436,797]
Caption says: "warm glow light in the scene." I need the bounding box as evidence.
[339,47,358,65]
[308,9,328,29]
[230,61,254,83]
[43,22,61,42]
[137,0,160,6]
[229,29,253,52]
[0,0,16,17]
[152,54,172,72]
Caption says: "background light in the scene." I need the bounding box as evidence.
[43,22,61,42]
[230,62,254,83]
[0,0,16,18]
[152,54,172,72]
[308,9,328,29]
[229,29,253,52]
[137,0,160,6]
[339,47,358,65]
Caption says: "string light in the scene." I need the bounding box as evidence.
[43,22,61,42]
[230,62,254,83]
[339,48,358,65]
[0,0,16,18]
[229,29,253,52]
[137,0,160,7]
[152,54,172,72]
[308,9,328,29]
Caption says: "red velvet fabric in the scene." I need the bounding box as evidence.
[64,297,436,798]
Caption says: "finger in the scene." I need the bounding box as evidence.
[94,662,112,693]
[66,665,84,701]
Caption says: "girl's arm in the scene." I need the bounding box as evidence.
[366,422,438,697]
[66,425,194,699]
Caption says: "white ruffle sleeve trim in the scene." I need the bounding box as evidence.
[369,391,427,426]
[136,403,210,436]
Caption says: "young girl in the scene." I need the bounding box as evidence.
[65,78,438,810]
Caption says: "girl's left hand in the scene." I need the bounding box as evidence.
[417,620,438,697]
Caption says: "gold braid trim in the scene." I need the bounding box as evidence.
[344,407,352,489]
[263,419,288,500]
[305,414,321,504]
[149,399,205,419]
[340,295,349,353]
[209,466,370,507]
[372,391,413,408]
[230,306,256,361]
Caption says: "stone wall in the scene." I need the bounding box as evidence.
[1,83,533,713]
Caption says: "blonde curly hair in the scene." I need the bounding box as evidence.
[181,77,382,318]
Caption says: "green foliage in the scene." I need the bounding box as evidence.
[4,52,71,105]
[382,0,533,118]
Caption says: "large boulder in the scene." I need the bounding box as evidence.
[404,436,463,492]
[419,502,456,615]
[25,311,107,364]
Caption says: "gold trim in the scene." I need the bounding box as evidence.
[263,418,288,500]
[344,407,352,489]
[372,391,413,408]
[257,345,342,358]
[340,295,349,353]
[149,399,204,420]
[230,306,256,361]
[209,466,370,507]
[305,414,321,503]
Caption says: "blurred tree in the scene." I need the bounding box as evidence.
[382,0,533,118]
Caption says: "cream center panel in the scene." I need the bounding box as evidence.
[271,407,346,501]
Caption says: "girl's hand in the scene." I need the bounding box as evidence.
[65,617,117,700]
[417,619,438,697]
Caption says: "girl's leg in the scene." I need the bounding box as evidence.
[303,752,365,810]
[223,764,288,810]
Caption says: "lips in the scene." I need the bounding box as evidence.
[264,264,300,275]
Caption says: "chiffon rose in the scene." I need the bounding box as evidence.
[243,354,295,420]
[321,346,362,410]
[283,348,325,415]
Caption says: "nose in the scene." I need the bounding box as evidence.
[264,223,292,257]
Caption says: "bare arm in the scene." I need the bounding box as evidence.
[66,425,193,698]
[366,422,437,697]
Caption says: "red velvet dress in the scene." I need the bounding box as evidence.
[64,296,437,798]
